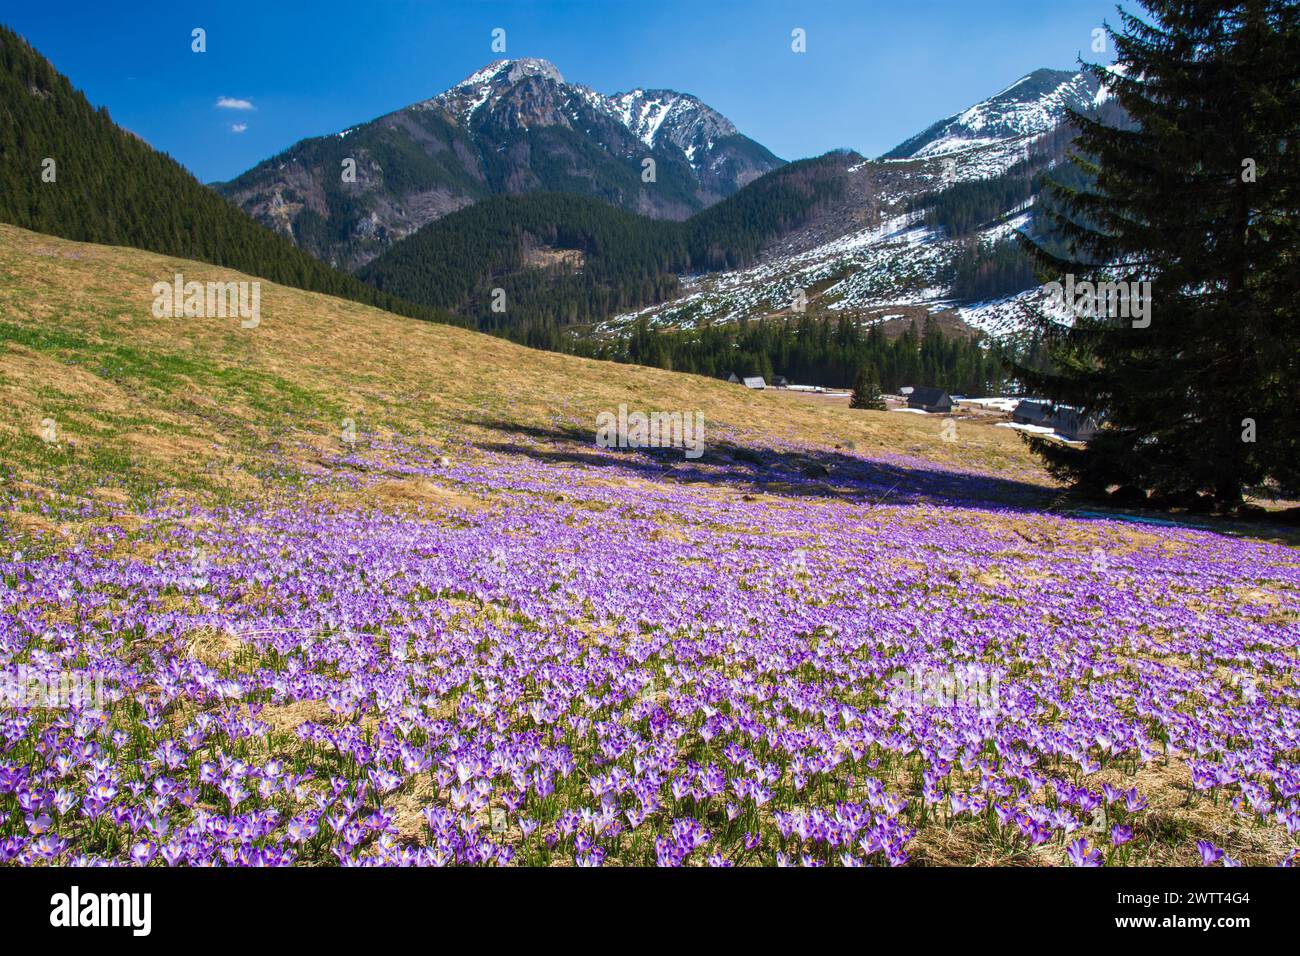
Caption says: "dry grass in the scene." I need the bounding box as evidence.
[0,222,1048,509]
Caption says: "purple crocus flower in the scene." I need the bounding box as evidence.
[1066,838,1102,867]
[1196,841,1225,866]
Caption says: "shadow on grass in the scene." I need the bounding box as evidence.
[463,419,1300,543]
[466,417,1065,513]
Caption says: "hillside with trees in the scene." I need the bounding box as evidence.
[577,314,1010,396]
[358,153,851,345]
[0,25,449,325]
[214,57,784,270]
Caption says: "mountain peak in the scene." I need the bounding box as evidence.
[604,88,736,157]
[988,67,1081,101]
[219,56,782,269]
[458,57,565,87]
[427,62,754,168]
[881,67,1100,160]
[425,58,567,118]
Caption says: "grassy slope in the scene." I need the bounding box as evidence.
[0,222,1044,523]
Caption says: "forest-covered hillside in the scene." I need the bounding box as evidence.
[357,153,852,346]
[0,25,449,325]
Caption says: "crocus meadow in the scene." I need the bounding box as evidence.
[2,435,1297,867]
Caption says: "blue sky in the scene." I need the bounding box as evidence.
[5,0,1121,183]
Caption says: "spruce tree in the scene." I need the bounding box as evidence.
[851,366,886,410]
[1018,0,1300,507]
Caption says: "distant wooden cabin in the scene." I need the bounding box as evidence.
[770,375,790,388]
[742,376,767,390]
[1013,400,1100,441]
[727,372,741,384]
[907,387,953,413]
[1012,400,1053,426]
[1051,408,1100,442]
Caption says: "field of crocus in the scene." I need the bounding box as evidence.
[4,433,1298,867]
[1,225,1298,867]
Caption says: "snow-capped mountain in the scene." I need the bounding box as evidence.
[215,59,781,270]
[604,89,743,168]
[426,57,569,122]
[882,68,1101,159]
[601,67,1120,344]
[433,60,747,169]
[430,59,776,181]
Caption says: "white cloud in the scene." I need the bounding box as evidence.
[231,123,248,133]
[216,96,254,110]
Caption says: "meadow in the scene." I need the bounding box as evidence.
[2,224,1297,866]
